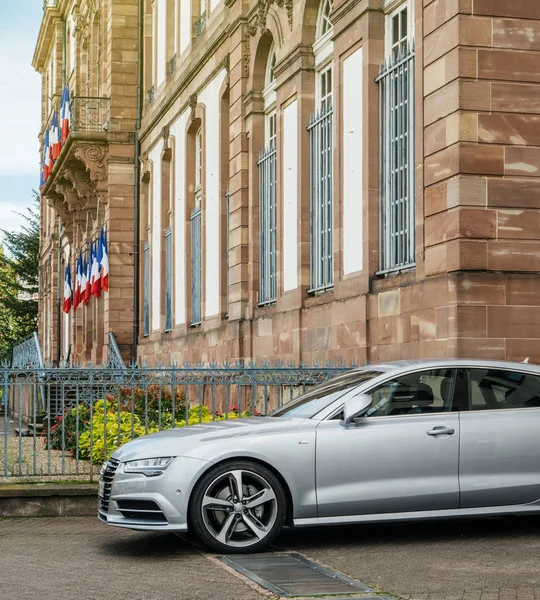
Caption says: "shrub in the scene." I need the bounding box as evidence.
[44,386,258,464]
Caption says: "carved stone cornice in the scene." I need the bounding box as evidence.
[248,0,293,36]
[45,190,73,241]
[54,180,85,213]
[73,144,108,203]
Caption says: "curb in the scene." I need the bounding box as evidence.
[0,484,98,518]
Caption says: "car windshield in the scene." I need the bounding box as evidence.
[270,370,384,419]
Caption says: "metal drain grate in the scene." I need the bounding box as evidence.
[220,552,388,598]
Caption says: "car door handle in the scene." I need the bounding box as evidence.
[427,427,455,437]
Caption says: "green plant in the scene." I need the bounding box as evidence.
[78,400,147,462]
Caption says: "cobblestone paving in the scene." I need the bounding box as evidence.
[1,514,539,600]
[277,515,540,600]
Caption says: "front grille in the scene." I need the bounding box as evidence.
[116,499,168,523]
[99,457,120,512]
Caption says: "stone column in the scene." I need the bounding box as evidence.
[101,0,139,363]
[227,18,251,331]
[423,0,540,361]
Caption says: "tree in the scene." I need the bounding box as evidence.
[0,193,40,361]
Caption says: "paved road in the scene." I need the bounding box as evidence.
[1,515,539,599]
[279,516,540,600]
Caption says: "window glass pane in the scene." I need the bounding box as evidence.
[365,369,457,417]
[468,369,540,410]
[392,14,399,45]
[401,8,408,42]
[271,370,384,419]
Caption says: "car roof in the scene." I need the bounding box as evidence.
[355,358,540,375]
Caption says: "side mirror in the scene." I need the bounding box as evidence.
[339,394,372,427]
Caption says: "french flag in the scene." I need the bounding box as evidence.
[39,152,46,190]
[63,263,72,314]
[73,252,83,310]
[60,85,71,144]
[100,228,109,292]
[44,137,53,180]
[83,251,91,306]
[50,111,61,160]
[42,130,51,180]
[91,237,102,298]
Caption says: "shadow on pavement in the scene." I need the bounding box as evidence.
[277,514,540,549]
[98,532,193,558]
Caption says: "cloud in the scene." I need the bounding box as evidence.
[0,33,41,176]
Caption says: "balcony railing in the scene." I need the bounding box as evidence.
[71,96,111,133]
[195,12,206,37]
[43,0,58,8]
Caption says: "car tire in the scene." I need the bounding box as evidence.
[188,460,287,554]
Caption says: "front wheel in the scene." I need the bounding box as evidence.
[189,460,287,553]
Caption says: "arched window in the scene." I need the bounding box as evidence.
[316,0,334,39]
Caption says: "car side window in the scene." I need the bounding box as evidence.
[467,369,540,411]
[364,369,457,418]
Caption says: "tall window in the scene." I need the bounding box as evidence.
[376,1,415,274]
[258,46,278,305]
[191,128,203,325]
[308,0,334,292]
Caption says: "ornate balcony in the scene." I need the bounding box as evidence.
[39,96,111,243]
[71,96,110,133]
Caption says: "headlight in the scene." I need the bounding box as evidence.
[123,457,175,477]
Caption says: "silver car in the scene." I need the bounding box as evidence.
[98,359,540,553]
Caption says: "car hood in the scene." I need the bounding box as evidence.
[112,417,306,462]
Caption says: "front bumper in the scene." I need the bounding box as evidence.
[98,455,209,532]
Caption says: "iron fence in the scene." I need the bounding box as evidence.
[12,333,44,370]
[308,105,334,293]
[376,46,416,275]
[108,332,126,370]
[257,143,277,306]
[71,96,111,133]
[0,363,354,480]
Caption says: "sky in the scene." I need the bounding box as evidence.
[0,1,43,234]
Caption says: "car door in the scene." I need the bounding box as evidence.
[315,368,460,517]
[459,367,540,508]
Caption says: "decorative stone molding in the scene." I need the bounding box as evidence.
[54,180,85,214]
[141,153,151,183]
[221,54,230,72]
[248,0,293,36]
[73,144,108,203]
[189,93,198,122]
[45,190,73,241]
[243,40,251,77]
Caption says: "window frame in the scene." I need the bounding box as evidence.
[384,0,414,59]
[463,368,540,413]
[320,367,460,421]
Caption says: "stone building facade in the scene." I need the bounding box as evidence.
[33,0,138,365]
[34,0,540,366]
